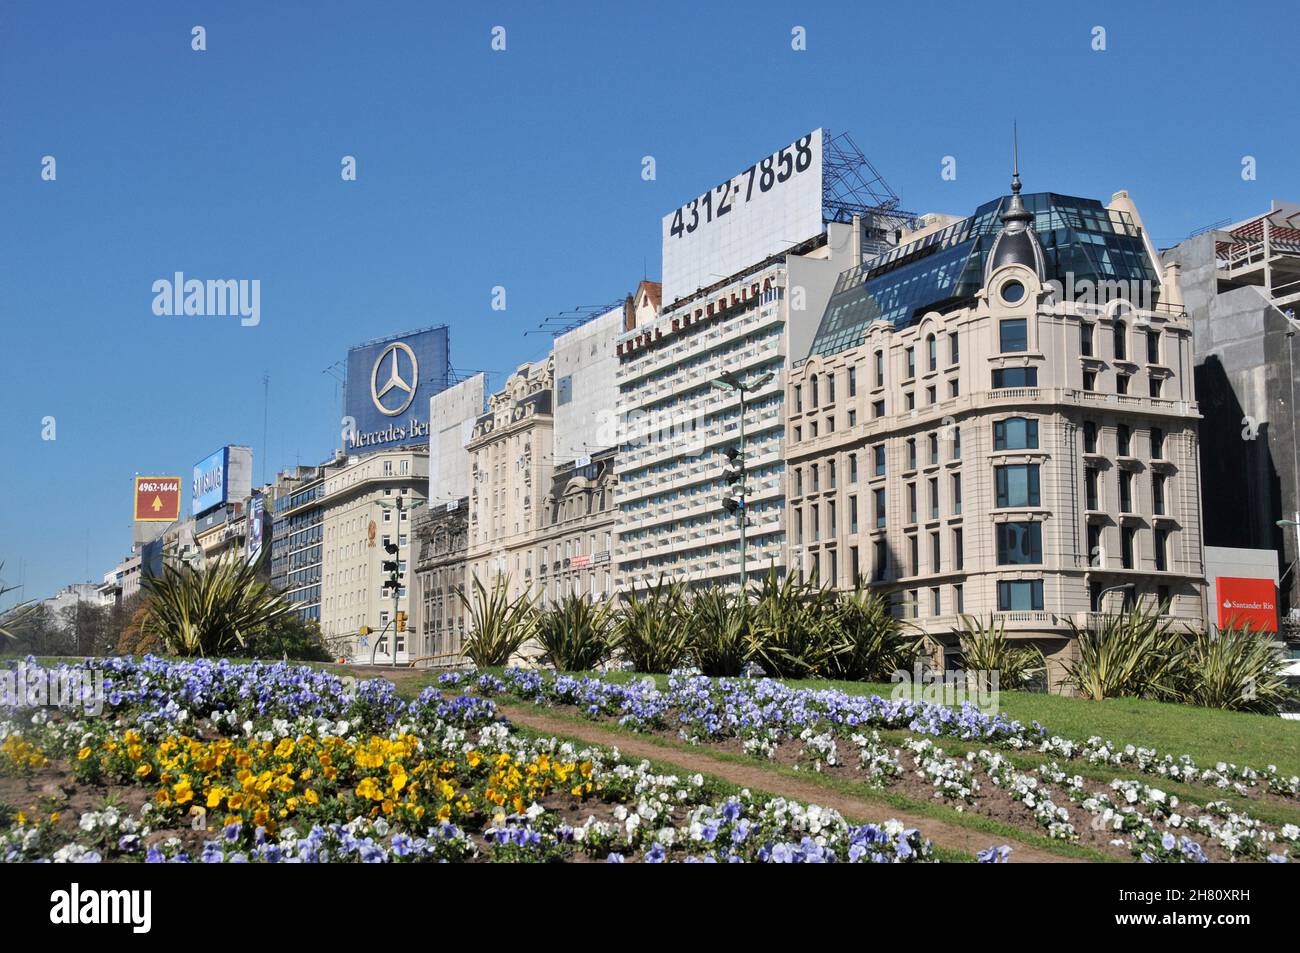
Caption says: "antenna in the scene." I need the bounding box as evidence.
[1013,120,1019,178]
[261,374,270,486]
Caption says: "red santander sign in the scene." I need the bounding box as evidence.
[135,476,182,522]
[1216,577,1278,633]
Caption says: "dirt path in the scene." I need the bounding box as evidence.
[494,700,1082,863]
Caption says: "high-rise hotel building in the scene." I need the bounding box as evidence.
[786,173,1206,684]
[614,229,862,590]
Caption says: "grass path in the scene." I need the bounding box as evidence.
[493,700,1095,863]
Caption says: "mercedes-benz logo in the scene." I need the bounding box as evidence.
[371,342,418,416]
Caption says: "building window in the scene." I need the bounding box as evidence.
[811,466,820,492]
[1116,373,1130,395]
[952,427,962,459]
[1121,525,1136,568]
[908,535,918,575]
[1086,469,1100,510]
[873,540,887,582]
[827,460,836,489]
[949,378,960,398]
[905,347,915,379]
[907,483,917,524]
[808,375,819,408]
[847,367,857,397]
[1149,376,1162,399]
[928,433,939,465]
[1117,424,1131,456]
[1082,369,1097,392]
[996,522,1042,564]
[873,444,886,476]
[930,531,941,570]
[1154,527,1169,572]
[1083,420,1098,453]
[793,384,802,413]
[872,399,885,418]
[999,318,1028,353]
[995,464,1041,507]
[906,438,917,471]
[952,472,963,514]
[1119,471,1133,513]
[1088,524,1103,565]
[905,392,915,411]
[1113,321,1127,361]
[1081,323,1094,357]
[930,586,941,616]
[992,367,1037,389]
[1147,329,1161,364]
[874,489,886,528]
[874,350,884,387]
[993,417,1039,451]
[953,527,964,570]
[1151,427,1165,460]
[927,334,937,372]
[953,583,964,613]
[793,508,802,545]
[929,478,940,520]
[1152,474,1166,516]
[849,495,858,534]
[811,505,820,541]
[949,332,960,365]
[998,579,1043,611]
[828,375,836,404]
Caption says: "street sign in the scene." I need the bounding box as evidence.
[134,476,181,522]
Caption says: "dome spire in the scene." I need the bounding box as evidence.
[984,122,1046,282]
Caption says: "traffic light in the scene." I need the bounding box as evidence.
[395,611,407,633]
[720,445,746,519]
[382,541,402,592]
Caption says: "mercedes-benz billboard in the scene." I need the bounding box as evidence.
[343,326,450,453]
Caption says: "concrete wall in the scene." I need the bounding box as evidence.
[1167,235,1300,615]
[786,222,852,363]
[552,305,623,463]
[428,373,485,504]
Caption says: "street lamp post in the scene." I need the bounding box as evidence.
[1094,582,1136,614]
[712,369,773,591]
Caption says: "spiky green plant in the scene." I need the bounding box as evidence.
[534,593,615,671]
[614,575,689,673]
[458,574,539,668]
[1174,624,1293,713]
[141,553,291,657]
[687,586,753,677]
[827,583,925,681]
[1064,604,1183,701]
[953,614,1045,691]
[0,561,36,642]
[749,569,836,679]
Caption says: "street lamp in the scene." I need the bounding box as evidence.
[1094,582,1136,614]
[711,369,775,590]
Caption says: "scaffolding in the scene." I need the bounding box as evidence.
[821,130,915,229]
[1214,202,1300,308]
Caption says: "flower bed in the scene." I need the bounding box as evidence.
[0,657,955,864]
[454,667,1300,863]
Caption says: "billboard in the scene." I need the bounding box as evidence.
[134,476,181,522]
[246,492,267,566]
[661,129,824,305]
[344,326,450,453]
[1216,577,1278,632]
[192,446,253,516]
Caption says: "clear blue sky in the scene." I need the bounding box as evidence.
[1,0,1295,604]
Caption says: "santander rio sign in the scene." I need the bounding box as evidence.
[1215,577,1278,633]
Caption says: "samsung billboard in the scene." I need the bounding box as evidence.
[192,445,253,517]
[343,325,450,452]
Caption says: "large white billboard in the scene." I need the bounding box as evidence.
[661,129,824,306]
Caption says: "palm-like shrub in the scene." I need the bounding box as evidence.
[687,586,753,677]
[749,570,835,679]
[1174,624,1292,713]
[459,574,539,668]
[615,576,689,673]
[954,614,1045,691]
[0,561,37,643]
[141,553,291,657]
[1064,604,1182,701]
[828,584,925,681]
[534,593,615,671]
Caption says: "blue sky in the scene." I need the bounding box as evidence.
[1,0,1296,604]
